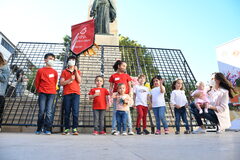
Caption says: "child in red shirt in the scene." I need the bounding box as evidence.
[35,53,58,135]
[109,60,134,135]
[60,55,81,135]
[89,76,109,135]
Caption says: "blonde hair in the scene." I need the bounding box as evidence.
[196,81,205,87]
[138,74,146,79]
[0,52,7,66]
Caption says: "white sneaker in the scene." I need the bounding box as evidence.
[122,132,127,136]
[216,129,224,134]
[114,131,120,136]
[111,130,116,135]
[204,108,208,113]
[128,131,135,135]
[192,127,206,134]
[199,109,203,114]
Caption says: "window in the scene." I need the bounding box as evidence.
[1,38,15,54]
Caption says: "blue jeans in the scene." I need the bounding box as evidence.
[152,106,168,130]
[174,107,190,131]
[63,93,80,129]
[111,99,117,130]
[37,93,55,131]
[127,109,133,130]
[16,82,24,97]
[190,103,219,126]
[116,110,128,132]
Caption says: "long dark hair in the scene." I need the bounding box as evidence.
[215,72,237,98]
[150,75,164,89]
[0,52,7,66]
[113,60,126,72]
[171,79,184,90]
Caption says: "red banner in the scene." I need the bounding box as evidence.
[70,19,95,55]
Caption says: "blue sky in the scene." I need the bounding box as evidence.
[1,0,240,82]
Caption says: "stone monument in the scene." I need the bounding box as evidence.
[88,0,119,45]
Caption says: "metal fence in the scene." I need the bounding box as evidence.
[1,42,210,132]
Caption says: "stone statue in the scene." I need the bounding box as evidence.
[90,0,116,34]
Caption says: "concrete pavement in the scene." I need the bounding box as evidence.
[0,132,240,160]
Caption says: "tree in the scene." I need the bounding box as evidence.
[119,35,159,83]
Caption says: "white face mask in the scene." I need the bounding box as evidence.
[47,60,54,66]
[68,60,75,66]
[209,79,216,87]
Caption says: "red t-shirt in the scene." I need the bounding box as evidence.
[109,73,132,94]
[35,67,58,94]
[60,69,81,95]
[88,88,109,110]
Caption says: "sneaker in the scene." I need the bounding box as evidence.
[192,127,206,134]
[184,130,191,134]
[155,129,161,135]
[72,128,79,135]
[175,131,180,135]
[136,128,142,135]
[35,130,42,135]
[99,131,106,135]
[62,129,70,135]
[199,109,203,114]
[114,131,120,136]
[92,131,99,135]
[122,132,128,136]
[164,128,170,134]
[216,129,224,134]
[204,108,208,113]
[111,130,116,135]
[143,129,150,135]
[44,130,51,135]
[128,131,135,135]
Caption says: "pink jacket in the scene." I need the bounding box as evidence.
[208,88,231,130]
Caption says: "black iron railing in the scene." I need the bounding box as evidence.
[1,42,212,132]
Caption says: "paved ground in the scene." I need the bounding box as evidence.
[0,132,240,160]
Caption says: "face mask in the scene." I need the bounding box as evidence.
[209,79,216,87]
[47,60,54,66]
[68,60,75,66]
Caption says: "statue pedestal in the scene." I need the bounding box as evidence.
[95,34,119,46]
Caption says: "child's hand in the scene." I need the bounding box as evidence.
[124,98,129,104]
[74,66,78,71]
[175,105,181,109]
[148,104,152,110]
[94,92,100,97]
[71,75,75,81]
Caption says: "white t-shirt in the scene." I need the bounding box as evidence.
[170,90,188,107]
[150,87,165,107]
[133,85,149,107]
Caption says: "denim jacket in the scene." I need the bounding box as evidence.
[0,65,10,96]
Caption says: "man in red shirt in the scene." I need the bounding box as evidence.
[35,53,58,135]
[60,56,81,135]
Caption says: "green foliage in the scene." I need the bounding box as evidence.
[119,35,159,81]
[26,67,37,94]
[56,35,71,61]
[119,35,196,100]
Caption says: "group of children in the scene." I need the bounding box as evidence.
[35,53,210,136]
